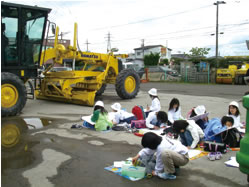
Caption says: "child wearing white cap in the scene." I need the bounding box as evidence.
[91,101,113,131]
[110,102,136,125]
[187,105,209,130]
[147,88,161,113]
[227,101,244,128]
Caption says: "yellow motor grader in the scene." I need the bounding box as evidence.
[1,2,140,117]
[35,23,140,106]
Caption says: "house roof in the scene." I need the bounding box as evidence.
[134,45,172,51]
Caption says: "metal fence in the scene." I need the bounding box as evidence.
[142,64,216,84]
[177,64,216,84]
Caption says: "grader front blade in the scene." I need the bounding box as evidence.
[35,71,105,106]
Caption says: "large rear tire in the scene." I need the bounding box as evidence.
[238,76,243,85]
[115,69,140,99]
[1,72,27,116]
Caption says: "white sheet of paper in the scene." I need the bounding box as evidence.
[113,161,125,168]
[238,127,245,134]
[188,150,202,158]
[138,128,165,136]
[224,157,239,168]
[81,115,95,125]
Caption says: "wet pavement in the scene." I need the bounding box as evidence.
[1,83,249,187]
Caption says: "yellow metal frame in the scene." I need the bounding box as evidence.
[36,23,120,106]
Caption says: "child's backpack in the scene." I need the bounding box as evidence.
[131,120,146,129]
[138,105,146,119]
[132,105,146,120]
[221,128,242,148]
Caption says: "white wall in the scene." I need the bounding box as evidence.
[134,46,171,60]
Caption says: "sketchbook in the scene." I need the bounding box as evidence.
[188,112,209,121]
[81,115,95,125]
[211,126,236,137]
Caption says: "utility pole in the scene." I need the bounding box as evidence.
[141,39,145,59]
[106,32,112,53]
[214,1,226,67]
[85,39,90,52]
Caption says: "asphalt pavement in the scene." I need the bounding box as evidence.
[1,83,249,187]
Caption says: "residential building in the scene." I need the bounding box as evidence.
[134,45,172,62]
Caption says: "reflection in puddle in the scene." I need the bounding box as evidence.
[24,118,52,130]
[1,117,53,172]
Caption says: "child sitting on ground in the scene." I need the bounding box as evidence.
[132,132,189,180]
[187,105,209,130]
[146,88,161,113]
[227,101,244,129]
[172,120,204,149]
[91,101,113,131]
[110,102,136,125]
[168,98,184,125]
[204,116,233,143]
[146,111,168,130]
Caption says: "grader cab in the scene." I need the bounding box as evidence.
[35,23,140,106]
[1,2,51,116]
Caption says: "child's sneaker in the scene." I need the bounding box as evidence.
[157,172,176,180]
[207,152,216,161]
[215,152,222,160]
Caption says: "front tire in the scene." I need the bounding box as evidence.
[115,69,140,99]
[96,84,106,96]
[1,72,27,116]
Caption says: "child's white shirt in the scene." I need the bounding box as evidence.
[150,98,161,112]
[146,111,157,128]
[186,120,204,149]
[168,107,184,124]
[138,137,188,174]
[227,114,243,128]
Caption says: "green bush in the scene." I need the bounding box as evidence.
[144,52,160,66]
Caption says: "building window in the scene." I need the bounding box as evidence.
[137,52,141,56]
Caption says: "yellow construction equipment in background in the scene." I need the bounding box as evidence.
[216,63,249,85]
[35,23,140,106]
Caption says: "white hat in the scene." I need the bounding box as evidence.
[111,103,121,111]
[229,101,239,108]
[148,88,157,96]
[95,101,104,107]
[194,105,206,116]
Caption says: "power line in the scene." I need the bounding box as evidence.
[90,4,213,31]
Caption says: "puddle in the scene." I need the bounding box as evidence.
[1,117,54,172]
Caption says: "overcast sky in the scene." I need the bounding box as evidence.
[5,0,249,56]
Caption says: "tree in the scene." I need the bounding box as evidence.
[189,47,211,57]
[144,52,160,66]
[159,58,169,66]
[187,47,211,65]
